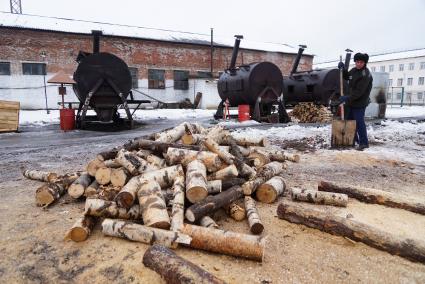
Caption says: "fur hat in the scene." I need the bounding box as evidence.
[353,53,369,64]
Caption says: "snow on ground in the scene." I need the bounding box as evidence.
[385,105,425,118]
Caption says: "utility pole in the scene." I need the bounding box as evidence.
[10,0,22,14]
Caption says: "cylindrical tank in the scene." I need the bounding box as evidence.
[217,62,283,106]
[73,52,132,121]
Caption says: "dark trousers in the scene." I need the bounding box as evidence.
[347,107,368,146]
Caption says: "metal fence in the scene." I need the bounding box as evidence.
[386,87,425,106]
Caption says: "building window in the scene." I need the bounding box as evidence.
[399,64,404,71]
[408,63,415,70]
[397,78,403,86]
[173,70,189,90]
[418,92,423,100]
[148,69,165,89]
[388,79,392,87]
[197,71,212,78]
[128,67,139,88]
[0,62,11,75]
[407,78,413,86]
[380,66,385,72]
[419,77,424,85]
[420,62,425,70]
[387,92,391,99]
[22,63,46,75]
[389,65,394,72]
[396,93,401,100]
[371,66,376,72]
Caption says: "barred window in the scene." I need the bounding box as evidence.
[397,78,403,86]
[129,67,139,88]
[417,92,423,100]
[399,64,404,71]
[148,69,165,89]
[418,77,424,85]
[407,78,413,86]
[0,62,11,75]
[174,70,189,90]
[408,63,415,70]
[22,63,46,75]
[389,65,394,72]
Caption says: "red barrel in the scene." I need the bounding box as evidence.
[60,108,75,131]
[238,105,250,122]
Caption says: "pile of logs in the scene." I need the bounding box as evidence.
[289,102,332,123]
[24,122,301,267]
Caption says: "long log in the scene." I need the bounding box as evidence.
[222,178,246,191]
[143,244,225,284]
[207,164,238,181]
[242,162,284,195]
[35,172,81,206]
[155,122,191,143]
[277,201,425,263]
[166,147,222,172]
[318,181,425,215]
[84,199,141,219]
[23,169,58,183]
[206,180,222,195]
[186,160,208,203]
[203,137,235,165]
[227,136,257,179]
[132,138,201,154]
[291,187,348,207]
[102,219,191,249]
[244,196,264,234]
[225,136,269,147]
[185,185,244,222]
[114,177,140,208]
[170,175,185,232]
[181,224,265,261]
[250,146,300,163]
[64,216,96,242]
[68,172,92,199]
[138,180,170,229]
[256,175,286,203]
[115,149,157,175]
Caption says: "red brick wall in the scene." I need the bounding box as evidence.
[0,28,313,78]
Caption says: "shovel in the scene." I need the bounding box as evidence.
[331,56,356,148]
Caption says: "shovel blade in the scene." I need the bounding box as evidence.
[331,120,356,147]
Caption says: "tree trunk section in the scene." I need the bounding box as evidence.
[138,164,184,188]
[242,162,284,195]
[166,147,222,173]
[206,180,222,195]
[110,167,130,187]
[248,151,271,168]
[245,196,264,234]
[227,136,257,179]
[155,122,190,143]
[203,137,235,165]
[84,180,100,197]
[170,175,185,232]
[95,167,112,185]
[185,185,244,222]
[115,177,140,208]
[225,200,246,221]
[256,176,286,203]
[200,216,219,229]
[181,224,265,262]
[222,178,246,191]
[64,216,96,242]
[186,160,208,203]
[143,244,226,284]
[227,136,269,147]
[116,149,157,175]
[84,199,141,220]
[132,138,201,155]
[23,169,58,183]
[207,164,238,181]
[68,173,92,199]
[318,180,425,215]
[276,201,425,263]
[291,187,348,207]
[138,180,170,229]
[35,182,66,207]
[102,219,191,249]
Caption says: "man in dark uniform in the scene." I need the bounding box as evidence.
[338,53,373,151]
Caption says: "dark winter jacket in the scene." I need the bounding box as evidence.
[343,67,373,108]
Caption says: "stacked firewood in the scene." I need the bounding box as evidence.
[289,102,332,123]
[23,122,301,264]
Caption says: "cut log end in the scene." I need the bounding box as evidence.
[256,184,278,204]
[115,191,134,208]
[68,184,85,199]
[35,188,55,206]
[187,186,209,204]
[67,227,89,242]
[250,223,265,235]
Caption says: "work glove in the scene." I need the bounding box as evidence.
[338,62,345,69]
[339,96,349,103]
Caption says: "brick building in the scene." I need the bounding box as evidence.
[0,12,313,109]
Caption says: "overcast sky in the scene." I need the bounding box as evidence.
[1,0,425,63]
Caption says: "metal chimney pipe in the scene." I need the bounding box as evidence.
[229,35,243,70]
[92,30,103,53]
[344,48,353,72]
[290,45,307,75]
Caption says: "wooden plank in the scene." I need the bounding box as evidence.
[0,122,18,132]
[0,100,20,109]
[0,119,19,125]
[0,115,19,122]
[0,109,19,115]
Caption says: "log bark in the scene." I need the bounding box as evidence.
[206,180,222,195]
[116,149,157,175]
[166,147,222,172]
[291,187,348,207]
[200,216,219,229]
[35,182,66,207]
[96,148,120,162]
[68,172,92,199]
[248,151,271,168]
[115,177,140,208]
[250,146,297,163]
[181,133,204,145]
[64,216,96,242]
[138,180,170,229]
[170,175,185,232]
[87,158,104,176]
[227,136,269,147]
[143,244,226,284]
[185,185,244,222]
[225,200,246,221]
[137,164,184,188]
[186,160,208,203]
[277,201,425,263]
[207,164,238,181]
[155,122,191,143]
[256,175,286,204]
[133,138,201,154]
[203,137,235,165]
[242,162,284,195]
[318,181,425,215]
[222,178,246,191]
[245,196,264,234]
[23,169,58,183]
[110,167,130,187]
[102,219,191,249]
[95,167,112,185]
[84,199,141,220]
[181,224,265,261]
[84,180,100,197]
[227,136,257,179]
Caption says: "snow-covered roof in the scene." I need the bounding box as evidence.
[0,12,304,55]
[314,48,425,69]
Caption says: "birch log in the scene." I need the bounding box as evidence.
[137,164,184,188]
[102,219,191,248]
[222,178,246,191]
[131,138,201,155]
[256,175,286,203]
[64,216,96,242]
[181,224,265,261]
[68,172,92,199]
[318,180,425,215]
[155,122,190,143]
[291,187,348,207]
[84,180,100,197]
[166,147,222,172]
[23,169,58,183]
[245,196,264,234]
[35,183,66,207]
[115,177,140,208]
[203,137,235,165]
[200,216,219,229]
[84,199,141,219]
[138,180,170,229]
[87,158,104,176]
[277,201,425,263]
[207,164,238,181]
[110,167,130,187]
[170,175,185,232]
[186,160,208,203]
[206,180,222,195]
[115,149,157,175]
[95,167,112,185]
[225,200,246,221]
[242,162,284,195]
[226,136,257,179]
[143,244,226,284]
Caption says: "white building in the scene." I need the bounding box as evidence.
[314,48,425,106]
